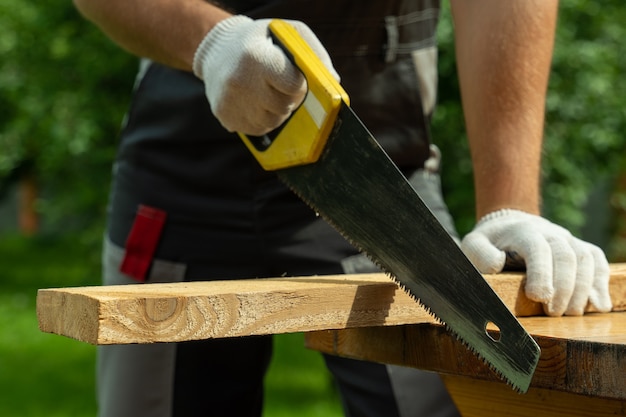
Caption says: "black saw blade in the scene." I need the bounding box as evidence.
[277,104,540,393]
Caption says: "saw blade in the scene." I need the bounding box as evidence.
[277,104,540,393]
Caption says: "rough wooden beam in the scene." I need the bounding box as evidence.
[37,264,626,345]
[37,274,430,345]
[305,312,626,401]
[440,375,626,417]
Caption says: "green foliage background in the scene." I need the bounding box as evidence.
[1,1,625,251]
[433,1,626,243]
[0,0,136,246]
[3,1,625,255]
[0,1,625,416]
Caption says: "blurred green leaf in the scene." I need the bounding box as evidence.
[0,0,136,248]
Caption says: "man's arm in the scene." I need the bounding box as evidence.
[450,0,558,219]
[73,0,232,70]
[452,1,612,316]
[72,1,337,135]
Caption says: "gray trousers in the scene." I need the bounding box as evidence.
[98,163,461,417]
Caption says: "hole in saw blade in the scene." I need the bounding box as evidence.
[485,321,502,342]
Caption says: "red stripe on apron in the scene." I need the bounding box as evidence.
[120,205,167,281]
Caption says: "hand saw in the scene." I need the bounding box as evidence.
[238,19,540,393]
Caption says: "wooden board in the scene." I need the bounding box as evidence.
[440,375,626,417]
[305,312,626,400]
[37,264,626,345]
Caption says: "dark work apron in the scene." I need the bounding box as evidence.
[97,3,461,417]
[106,0,442,279]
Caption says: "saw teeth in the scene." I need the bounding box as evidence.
[281,177,530,394]
[439,320,526,392]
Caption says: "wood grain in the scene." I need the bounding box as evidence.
[37,275,432,344]
[441,375,626,417]
[305,312,626,400]
[37,264,626,345]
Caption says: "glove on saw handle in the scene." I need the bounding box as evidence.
[193,16,339,141]
[239,19,349,170]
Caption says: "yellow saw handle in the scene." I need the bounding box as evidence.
[237,19,349,171]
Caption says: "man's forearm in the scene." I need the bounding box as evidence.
[73,0,232,70]
[450,0,558,219]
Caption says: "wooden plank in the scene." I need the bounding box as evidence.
[37,274,431,345]
[37,263,626,345]
[441,375,626,417]
[304,312,626,400]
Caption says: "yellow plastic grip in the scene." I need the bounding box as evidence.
[237,19,349,171]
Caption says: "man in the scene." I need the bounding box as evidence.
[72,0,612,416]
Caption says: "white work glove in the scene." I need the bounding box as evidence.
[193,15,337,135]
[461,209,612,316]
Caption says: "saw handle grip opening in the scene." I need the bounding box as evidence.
[244,117,295,152]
